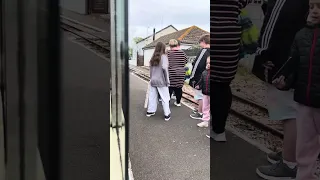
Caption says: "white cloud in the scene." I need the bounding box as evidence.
[129,0,210,46]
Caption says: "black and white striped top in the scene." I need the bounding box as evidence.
[167,50,188,88]
[211,0,249,82]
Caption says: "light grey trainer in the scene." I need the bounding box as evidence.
[256,160,296,180]
[192,108,198,114]
[190,112,203,120]
[213,132,227,142]
[206,132,227,142]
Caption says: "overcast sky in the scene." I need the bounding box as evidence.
[129,0,210,46]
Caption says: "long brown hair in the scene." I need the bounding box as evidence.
[150,42,166,66]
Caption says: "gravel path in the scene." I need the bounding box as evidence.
[231,67,267,107]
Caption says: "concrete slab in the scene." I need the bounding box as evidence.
[129,74,210,180]
[210,134,267,180]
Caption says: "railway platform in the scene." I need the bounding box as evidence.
[59,32,110,179]
[129,72,268,180]
[59,9,276,179]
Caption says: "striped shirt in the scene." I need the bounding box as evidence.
[167,50,188,88]
[211,0,249,82]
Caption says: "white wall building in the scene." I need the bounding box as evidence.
[245,0,265,29]
[130,25,178,66]
[142,26,209,66]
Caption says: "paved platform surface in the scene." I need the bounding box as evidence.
[129,74,267,180]
[59,11,110,180]
[61,9,110,40]
[60,32,110,180]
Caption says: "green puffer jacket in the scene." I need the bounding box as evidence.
[280,24,320,108]
[239,9,259,59]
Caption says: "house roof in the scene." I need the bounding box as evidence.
[183,47,201,56]
[136,25,178,44]
[142,26,209,49]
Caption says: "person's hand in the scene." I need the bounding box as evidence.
[238,55,254,73]
[195,85,200,89]
[263,61,275,70]
[272,75,286,89]
[263,61,275,82]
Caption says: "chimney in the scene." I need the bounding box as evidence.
[153,28,156,41]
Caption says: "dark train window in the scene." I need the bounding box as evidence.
[1,0,128,179]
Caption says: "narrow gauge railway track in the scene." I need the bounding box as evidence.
[130,66,284,138]
[61,16,104,34]
[60,21,110,58]
[129,68,198,108]
[140,66,268,112]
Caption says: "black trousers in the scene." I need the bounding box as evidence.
[210,81,232,134]
[169,87,182,104]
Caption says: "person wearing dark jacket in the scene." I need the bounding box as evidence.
[261,0,275,16]
[210,0,249,142]
[250,0,309,179]
[189,34,210,120]
[195,56,210,128]
[261,0,268,15]
[273,7,320,179]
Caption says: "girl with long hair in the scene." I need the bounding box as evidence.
[147,42,171,121]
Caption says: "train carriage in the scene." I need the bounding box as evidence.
[0,0,128,179]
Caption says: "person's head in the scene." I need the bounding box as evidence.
[206,56,210,70]
[169,39,179,50]
[177,40,181,49]
[150,42,166,66]
[198,34,210,48]
[309,0,320,24]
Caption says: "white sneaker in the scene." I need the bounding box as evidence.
[164,115,171,121]
[197,121,208,127]
[174,102,181,107]
[146,112,155,117]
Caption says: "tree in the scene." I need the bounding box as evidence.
[133,37,144,44]
[190,44,201,49]
[129,48,133,58]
